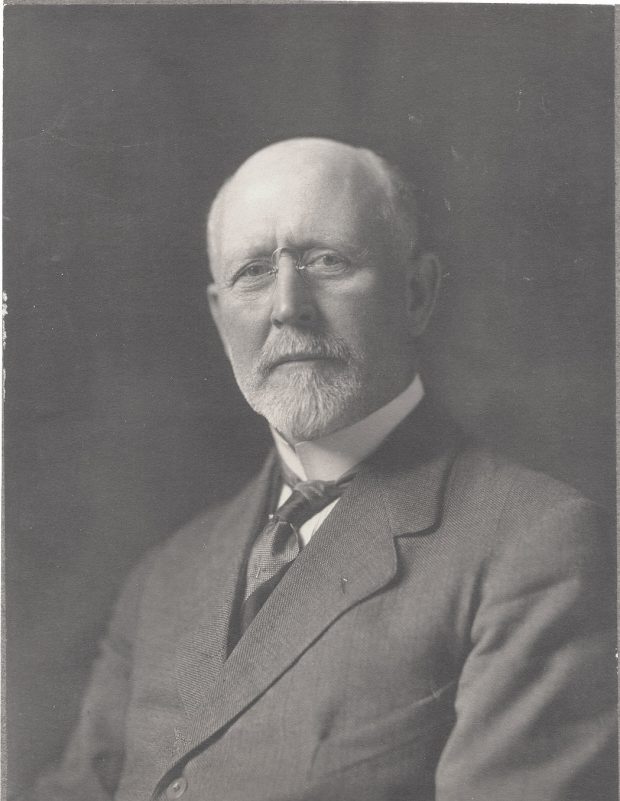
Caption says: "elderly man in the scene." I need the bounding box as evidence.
[35,139,615,801]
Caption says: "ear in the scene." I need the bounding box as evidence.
[404,251,442,337]
[206,282,232,361]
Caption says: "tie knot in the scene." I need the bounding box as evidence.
[274,479,343,530]
[292,478,342,502]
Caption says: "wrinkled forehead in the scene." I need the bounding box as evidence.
[211,150,390,271]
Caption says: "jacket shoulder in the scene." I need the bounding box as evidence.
[131,453,274,589]
[450,445,604,514]
[142,494,238,587]
[444,445,613,577]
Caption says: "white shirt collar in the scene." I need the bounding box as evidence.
[271,374,424,483]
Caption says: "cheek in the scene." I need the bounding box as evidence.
[218,304,267,356]
[320,275,408,348]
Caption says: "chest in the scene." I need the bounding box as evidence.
[128,534,473,735]
[119,541,473,801]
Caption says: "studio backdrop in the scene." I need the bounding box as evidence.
[4,4,614,792]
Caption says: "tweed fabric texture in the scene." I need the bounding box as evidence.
[31,401,617,801]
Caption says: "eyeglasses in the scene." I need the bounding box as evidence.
[225,246,358,294]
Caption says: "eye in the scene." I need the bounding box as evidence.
[233,260,273,284]
[243,262,271,277]
[305,250,350,272]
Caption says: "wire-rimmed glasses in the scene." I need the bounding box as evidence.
[225,246,360,295]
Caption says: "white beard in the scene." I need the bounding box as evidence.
[244,363,365,442]
[228,332,367,442]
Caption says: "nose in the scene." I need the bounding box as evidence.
[270,260,317,328]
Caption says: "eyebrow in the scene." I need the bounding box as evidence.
[226,237,366,262]
[225,245,272,264]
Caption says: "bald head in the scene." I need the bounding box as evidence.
[206,138,418,275]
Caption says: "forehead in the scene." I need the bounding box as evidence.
[214,155,388,267]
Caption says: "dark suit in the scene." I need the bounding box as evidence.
[34,402,616,801]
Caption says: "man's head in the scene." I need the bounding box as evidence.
[207,138,441,443]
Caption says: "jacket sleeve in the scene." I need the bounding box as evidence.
[435,482,617,801]
[30,550,158,801]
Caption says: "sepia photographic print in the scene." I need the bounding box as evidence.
[3,3,617,800]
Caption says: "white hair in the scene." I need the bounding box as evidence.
[359,148,420,264]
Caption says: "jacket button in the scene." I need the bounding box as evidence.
[166,776,188,799]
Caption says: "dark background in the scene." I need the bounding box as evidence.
[4,4,615,793]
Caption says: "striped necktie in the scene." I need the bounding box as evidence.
[235,472,353,642]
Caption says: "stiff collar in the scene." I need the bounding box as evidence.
[271,374,424,483]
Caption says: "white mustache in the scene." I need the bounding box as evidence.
[257,333,352,375]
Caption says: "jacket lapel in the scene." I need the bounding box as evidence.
[165,400,461,774]
[175,450,279,716]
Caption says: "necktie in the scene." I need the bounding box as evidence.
[236,475,351,640]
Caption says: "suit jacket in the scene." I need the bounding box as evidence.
[34,402,617,801]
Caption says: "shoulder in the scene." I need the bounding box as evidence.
[144,492,241,586]
[447,444,608,521]
[112,449,276,620]
[103,502,228,621]
[444,445,614,587]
